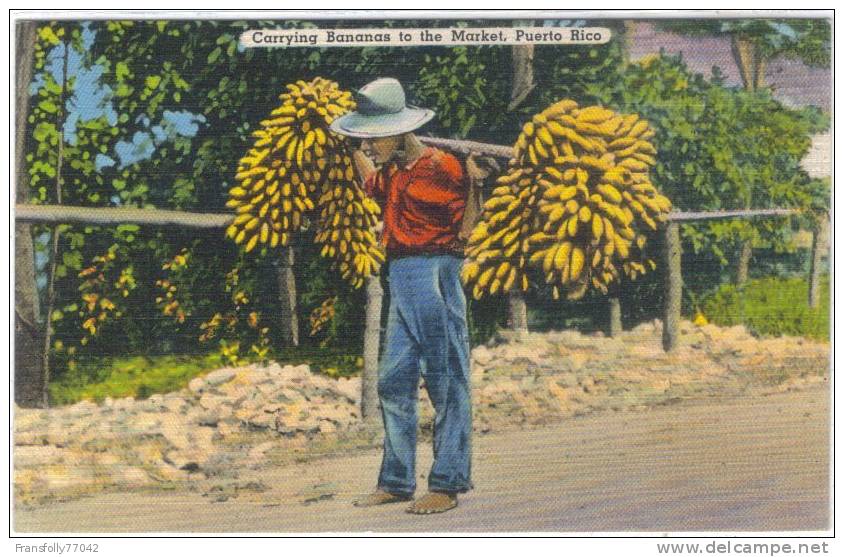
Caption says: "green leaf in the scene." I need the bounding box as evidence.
[207,46,222,64]
[145,75,162,90]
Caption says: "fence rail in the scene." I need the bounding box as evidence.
[14,204,798,227]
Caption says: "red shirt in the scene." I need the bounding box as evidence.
[364,147,466,258]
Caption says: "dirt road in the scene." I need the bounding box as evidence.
[14,385,829,533]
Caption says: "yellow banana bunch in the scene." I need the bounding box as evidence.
[226,77,384,287]
[313,178,385,289]
[463,99,672,300]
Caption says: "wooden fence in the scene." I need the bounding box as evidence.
[14,134,821,412]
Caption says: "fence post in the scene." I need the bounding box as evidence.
[361,275,383,425]
[662,222,682,351]
[608,297,622,337]
[808,215,829,308]
[507,293,528,333]
[276,246,299,347]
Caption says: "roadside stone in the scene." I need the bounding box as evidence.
[472,345,493,366]
[204,369,237,387]
[246,412,276,430]
[188,377,206,393]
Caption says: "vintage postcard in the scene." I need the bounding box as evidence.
[10,10,832,537]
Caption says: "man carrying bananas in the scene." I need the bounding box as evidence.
[331,78,484,515]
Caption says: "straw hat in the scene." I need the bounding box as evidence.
[329,78,435,138]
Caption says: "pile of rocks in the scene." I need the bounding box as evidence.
[14,320,829,507]
[14,363,362,505]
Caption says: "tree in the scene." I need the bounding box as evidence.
[15,20,44,407]
[657,18,831,283]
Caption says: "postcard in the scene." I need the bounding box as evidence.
[11,10,832,536]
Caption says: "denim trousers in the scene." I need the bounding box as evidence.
[377,254,474,496]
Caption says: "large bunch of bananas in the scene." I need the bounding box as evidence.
[462,99,672,301]
[225,78,384,287]
[314,177,384,288]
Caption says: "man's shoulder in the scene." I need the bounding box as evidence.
[422,147,464,181]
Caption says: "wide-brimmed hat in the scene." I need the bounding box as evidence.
[329,78,435,138]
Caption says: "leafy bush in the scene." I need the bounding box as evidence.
[699,275,829,340]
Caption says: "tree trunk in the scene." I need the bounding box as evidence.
[662,223,682,352]
[507,293,528,333]
[735,239,752,285]
[276,246,299,347]
[361,275,384,425]
[40,32,70,408]
[808,216,828,308]
[14,21,43,408]
[608,297,622,337]
[508,21,535,111]
[620,21,637,69]
[731,35,756,92]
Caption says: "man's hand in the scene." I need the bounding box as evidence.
[353,148,377,182]
[465,151,500,182]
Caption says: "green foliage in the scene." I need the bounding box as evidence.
[23,19,830,398]
[603,53,824,276]
[699,275,829,340]
[48,346,363,405]
[48,352,223,405]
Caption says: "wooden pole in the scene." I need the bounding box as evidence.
[276,246,299,348]
[608,297,622,337]
[507,293,528,333]
[662,222,682,352]
[15,204,232,228]
[361,275,383,425]
[808,216,829,308]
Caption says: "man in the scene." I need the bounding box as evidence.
[330,78,477,514]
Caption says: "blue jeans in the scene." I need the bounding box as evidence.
[377,254,473,495]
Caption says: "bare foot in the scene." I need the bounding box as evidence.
[352,489,413,507]
[406,491,458,514]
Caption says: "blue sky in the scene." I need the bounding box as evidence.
[31,22,206,172]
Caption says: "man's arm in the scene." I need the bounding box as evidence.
[352,149,385,236]
[353,149,377,183]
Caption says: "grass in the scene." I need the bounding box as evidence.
[49,346,362,406]
[699,275,830,341]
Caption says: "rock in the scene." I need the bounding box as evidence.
[319,420,337,434]
[163,397,188,414]
[246,412,276,430]
[159,417,191,449]
[216,418,241,438]
[122,412,162,435]
[204,369,237,387]
[199,393,228,411]
[333,377,361,402]
[472,346,493,366]
[188,377,206,393]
